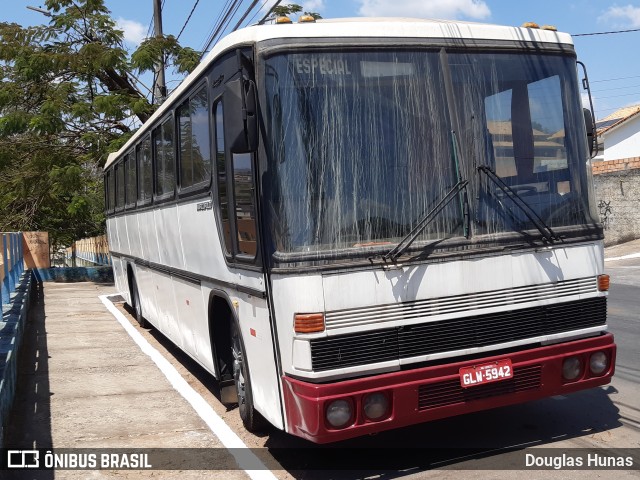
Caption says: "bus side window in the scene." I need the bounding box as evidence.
[179,86,211,190]
[215,101,233,253]
[116,162,125,210]
[154,117,175,197]
[125,150,136,208]
[233,153,257,257]
[138,135,152,204]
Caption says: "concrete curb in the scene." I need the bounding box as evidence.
[0,271,33,447]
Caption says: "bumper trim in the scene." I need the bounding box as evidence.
[282,333,616,443]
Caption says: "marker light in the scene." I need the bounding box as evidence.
[294,313,325,333]
[541,25,558,31]
[522,22,540,28]
[562,356,582,381]
[298,14,316,23]
[275,16,292,24]
[589,351,609,375]
[326,399,352,428]
[598,274,610,292]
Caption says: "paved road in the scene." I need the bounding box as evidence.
[108,249,640,479]
[6,243,640,479]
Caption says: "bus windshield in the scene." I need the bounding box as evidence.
[263,48,598,257]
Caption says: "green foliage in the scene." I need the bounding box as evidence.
[271,4,322,21]
[0,0,198,249]
[131,35,201,75]
[272,4,303,16]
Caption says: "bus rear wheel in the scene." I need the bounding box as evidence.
[131,275,148,328]
[230,320,268,432]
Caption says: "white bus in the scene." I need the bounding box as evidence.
[104,17,616,443]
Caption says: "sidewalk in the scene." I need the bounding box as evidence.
[6,282,248,479]
[604,238,640,260]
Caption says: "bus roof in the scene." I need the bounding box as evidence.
[105,17,573,169]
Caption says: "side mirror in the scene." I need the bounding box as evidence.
[224,78,258,153]
[583,108,596,157]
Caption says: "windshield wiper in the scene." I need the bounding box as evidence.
[477,165,561,243]
[382,179,469,263]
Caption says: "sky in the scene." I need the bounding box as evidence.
[3,0,640,120]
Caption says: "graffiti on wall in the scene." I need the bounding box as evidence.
[598,199,613,230]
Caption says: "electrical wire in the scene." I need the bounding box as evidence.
[200,0,244,56]
[245,0,272,26]
[573,27,640,37]
[232,0,261,32]
[199,0,235,52]
[177,0,201,41]
[258,0,283,25]
[591,74,640,83]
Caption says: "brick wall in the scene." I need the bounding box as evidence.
[592,158,640,246]
[592,157,640,174]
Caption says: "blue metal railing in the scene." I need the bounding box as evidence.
[1,232,25,305]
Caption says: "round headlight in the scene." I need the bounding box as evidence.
[590,351,609,375]
[326,399,352,428]
[562,356,582,380]
[363,392,390,421]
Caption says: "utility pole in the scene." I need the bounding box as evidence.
[153,0,167,104]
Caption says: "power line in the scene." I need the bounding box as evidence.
[245,0,272,26]
[595,91,640,101]
[258,0,283,25]
[200,0,244,56]
[232,0,261,32]
[591,74,640,84]
[573,27,640,37]
[592,83,640,93]
[177,0,201,41]
[199,0,234,52]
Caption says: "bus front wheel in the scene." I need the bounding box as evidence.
[230,320,268,432]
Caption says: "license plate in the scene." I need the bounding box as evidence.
[459,359,513,388]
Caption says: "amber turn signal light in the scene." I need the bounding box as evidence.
[294,313,325,333]
[597,274,610,292]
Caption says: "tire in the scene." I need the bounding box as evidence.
[131,275,148,328]
[230,320,268,432]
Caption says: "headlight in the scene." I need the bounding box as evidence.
[562,356,582,380]
[589,351,609,375]
[326,399,352,428]
[363,392,389,421]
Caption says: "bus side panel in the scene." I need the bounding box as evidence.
[172,276,203,359]
[114,215,130,257]
[155,204,184,269]
[135,263,159,328]
[216,282,284,431]
[125,212,142,260]
[177,201,223,278]
[106,218,120,255]
[153,269,182,348]
[112,255,128,303]
[139,209,159,264]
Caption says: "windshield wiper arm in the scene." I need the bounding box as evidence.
[383,179,469,263]
[477,165,560,243]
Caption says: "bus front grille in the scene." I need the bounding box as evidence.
[309,297,606,372]
[417,364,542,410]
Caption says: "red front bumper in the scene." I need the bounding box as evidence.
[282,333,616,443]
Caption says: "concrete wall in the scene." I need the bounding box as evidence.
[603,115,640,161]
[593,159,640,246]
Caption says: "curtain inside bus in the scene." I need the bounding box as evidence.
[263,49,598,256]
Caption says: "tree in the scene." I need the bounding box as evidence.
[0,0,199,249]
[270,4,322,21]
